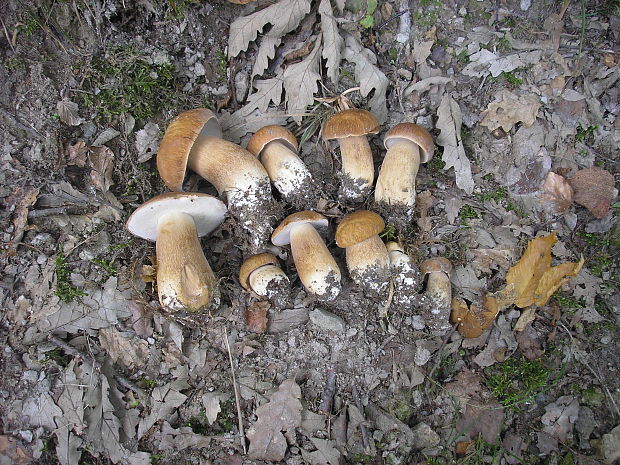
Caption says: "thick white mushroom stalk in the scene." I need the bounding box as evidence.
[249,264,289,299]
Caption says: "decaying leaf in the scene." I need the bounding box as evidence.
[244,300,270,333]
[537,396,580,455]
[138,378,189,440]
[462,49,542,79]
[436,93,475,194]
[301,437,341,465]
[220,109,289,143]
[342,33,389,123]
[319,0,343,84]
[99,326,150,370]
[540,172,574,213]
[135,122,160,163]
[480,90,541,132]
[57,99,83,126]
[227,0,312,75]
[246,378,303,461]
[66,141,89,167]
[568,167,616,219]
[89,146,115,193]
[451,295,500,339]
[6,186,39,256]
[0,435,34,464]
[505,232,583,308]
[283,36,322,124]
[155,421,214,451]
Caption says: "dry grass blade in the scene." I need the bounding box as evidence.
[223,327,247,454]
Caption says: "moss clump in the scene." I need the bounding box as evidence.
[55,253,87,303]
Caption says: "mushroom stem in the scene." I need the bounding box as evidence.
[289,222,341,299]
[261,141,313,198]
[375,140,421,207]
[248,264,289,297]
[338,135,374,196]
[425,270,451,308]
[346,235,390,278]
[156,211,217,311]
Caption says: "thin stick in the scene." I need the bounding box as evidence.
[427,322,459,382]
[319,368,337,414]
[351,385,370,453]
[223,327,247,454]
[0,15,15,53]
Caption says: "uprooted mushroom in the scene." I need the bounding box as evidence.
[126,192,227,312]
[157,108,275,252]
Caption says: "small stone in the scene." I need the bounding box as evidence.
[411,422,440,449]
[194,62,206,77]
[309,309,346,332]
[22,370,39,383]
[601,425,620,464]
[414,347,431,366]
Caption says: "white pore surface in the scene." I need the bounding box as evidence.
[126,193,227,241]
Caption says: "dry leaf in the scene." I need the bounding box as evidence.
[451,295,500,339]
[246,379,302,461]
[0,435,34,464]
[513,306,537,332]
[480,90,540,132]
[7,186,39,256]
[243,301,270,333]
[220,108,289,143]
[135,122,160,163]
[57,99,83,126]
[540,172,574,213]
[568,167,616,219]
[342,32,389,123]
[99,326,150,370]
[283,36,322,124]
[66,141,89,167]
[240,76,284,116]
[505,232,584,308]
[436,94,475,194]
[319,0,343,84]
[227,0,312,77]
[89,146,115,192]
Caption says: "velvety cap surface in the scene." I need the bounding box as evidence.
[126,192,227,242]
[157,108,221,191]
[335,210,385,248]
[322,109,380,140]
[239,253,280,290]
[384,123,434,163]
[420,257,453,274]
[272,211,328,246]
[247,125,298,157]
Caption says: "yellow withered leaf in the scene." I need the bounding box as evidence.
[506,232,583,308]
[451,295,500,339]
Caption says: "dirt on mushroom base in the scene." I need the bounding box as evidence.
[338,171,373,204]
[373,201,416,232]
[277,174,321,211]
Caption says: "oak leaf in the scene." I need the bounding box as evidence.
[319,0,344,84]
[480,90,540,132]
[283,36,322,124]
[506,232,583,308]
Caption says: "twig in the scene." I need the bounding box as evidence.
[0,15,15,53]
[223,327,247,454]
[319,368,337,414]
[379,278,395,318]
[427,322,460,382]
[351,385,370,453]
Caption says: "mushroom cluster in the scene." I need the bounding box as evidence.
[126,104,453,333]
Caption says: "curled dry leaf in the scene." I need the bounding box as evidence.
[568,167,616,219]
[451,295,500,339]
[540,172,574,213]
[88,146,115,192]
[506,232,584,308]
[479,90,540,132]
[66,141,89,167]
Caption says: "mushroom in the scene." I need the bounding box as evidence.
[385,242,424,320]
[322,109,380,200]
[419,257,453,333]
[239,253,289,301]
[271,211,341,300]
[335,210,390,295]
[126,192,227,312]
[247,125,316,208]
[156,108,274,252]
[375,123,434,223]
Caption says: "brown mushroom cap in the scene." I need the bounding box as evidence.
[335,210,385,248]
[247,125,298,157]
[322,109,380,140]
[126,192,227,242]
[420,257,453,275]
[383,123,434,163]
[157,108,222,192]
[271,211,328,246]
[239,253,280,290]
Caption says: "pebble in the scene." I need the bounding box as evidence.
[309,309,346,332]
[411,422,440,449]
[414,347,431,366]
[22,370,39,383]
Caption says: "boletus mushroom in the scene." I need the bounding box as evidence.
[335,210,390,295]
[126,192,227,312]
[271,211,341,300]
[420,256,453,333]
[157,108,274,252]
[375,123,434,224]
[247,125,316,208]
[239,253,289,302]
[385,242,424,317]
[322,109,380,200]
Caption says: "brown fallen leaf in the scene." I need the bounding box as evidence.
[540,172,573,213]
[66,141,89,167]
[243,300,270,333]
[568,167,616,219]
[89,145,115,192]
[246,378,302,461]
[505,232,583,308]
[479,90,541,133]
[451,295,500,339]
[0,435,33,464]
[6,186,39,256]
